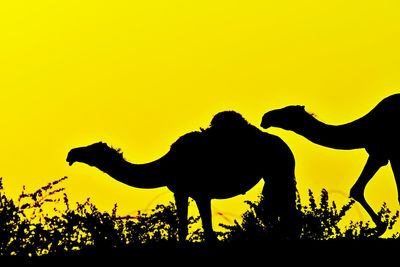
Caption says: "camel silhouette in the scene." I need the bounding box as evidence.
[261,94,400,235]
[67,111,298,242]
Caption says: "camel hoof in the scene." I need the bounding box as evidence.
[374,222,388,237]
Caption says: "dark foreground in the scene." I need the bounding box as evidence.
[2,239,399,266]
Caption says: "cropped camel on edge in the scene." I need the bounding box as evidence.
[261,94,400,235]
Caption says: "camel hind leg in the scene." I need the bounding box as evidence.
[262,173,298,239]
[194,196,217,242]
[350,155,388,235]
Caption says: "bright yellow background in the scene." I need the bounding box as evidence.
[1,0,400,234]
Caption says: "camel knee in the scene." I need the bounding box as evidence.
[349,185,363,200]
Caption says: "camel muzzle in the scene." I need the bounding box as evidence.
[260,120,271,129]
[66,157,75,166]
[66,150,76,166]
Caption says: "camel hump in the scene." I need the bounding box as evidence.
[370,94,400,111]
[345,94,400,130]
[209,110,262,136]
[210,111,249,128]
[382,93,400,103]
[372,94,400,110]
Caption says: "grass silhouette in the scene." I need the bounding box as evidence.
[0,176,399,259]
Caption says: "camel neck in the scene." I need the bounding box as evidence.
[291,115,366,150]
[95,156,168,189]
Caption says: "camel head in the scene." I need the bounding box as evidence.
[261,105,308,131]
[67,142,123,167]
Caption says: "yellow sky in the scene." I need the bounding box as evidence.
[1,0,400,234]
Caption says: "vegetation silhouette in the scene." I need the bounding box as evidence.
[261,94,400,236]
[0,176,399,260]
[67,111,298,242]
[221,189,398,242]
[0,176,201,258]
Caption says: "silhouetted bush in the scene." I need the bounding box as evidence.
[299,189,354,240]
[343,202,399,240]
[0,177,399,257]
[0,177,203,256]
[120,201,201,245]
[220,188,399,242]
[0,176,70,256]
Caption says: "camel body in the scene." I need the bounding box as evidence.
[67,111,297,241]
[261,93,400,235]
[164,127,294,199]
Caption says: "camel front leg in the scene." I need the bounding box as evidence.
[195,196,217,243]
[350,155,388,235]
[174,192,188,243]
